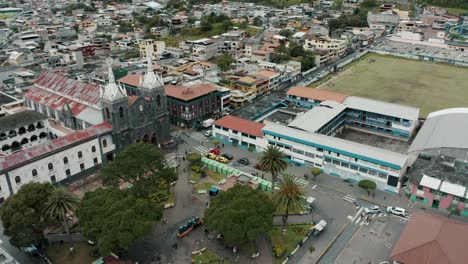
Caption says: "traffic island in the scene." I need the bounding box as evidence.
[269,224,313,264]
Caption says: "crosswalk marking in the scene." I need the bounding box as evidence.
[188,132,206,143]
[194,145,209,154]
[297,179,309,186]
[343,194,357,203]
[351,207,364,222]
[312,184,317,190]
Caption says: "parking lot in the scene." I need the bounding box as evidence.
[334,216,406,264]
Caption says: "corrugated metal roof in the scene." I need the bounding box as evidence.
[420,175,441,190]
[440,181,466,197]
[263,122,408,168]
[288,101,347,133]
[344,96,419,121]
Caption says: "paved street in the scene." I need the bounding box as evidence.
[0,222,42,264]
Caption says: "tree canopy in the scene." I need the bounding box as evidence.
[204,185,274,246]
[258,145,288,192]
[273,175,307,228]
[0,182,54,248]
[43,187,80,236]
[215,54,235,71]
[78,188,162,255]
[100,143,166,197]
[358,179,377,190]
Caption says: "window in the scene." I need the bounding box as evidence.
[305,152,314,158]
[14,176,21,184]
[316,155,323,159]
[93,157,98,165]
[65,169,71,177]
[119,107,124,118]
[241,133,248,137]
[105,107,110,120]
[368,170,377,176]
[341,162,349,168]
[325,157,332,163]
[417,185,424,191]
[350,165,358,170]
[359,167,368,174]
[80,163,85,171]
[378,173,387,179]
[157,95,161,107]
[232,130,238,134]
[249,135,256,139]
[430,189,440,195]
[332,160,340,165]
[63,157,69,165]
[48,163,54,171]
[441,192,448,197]
[92,146,96,153]
[103,139,108,148]
[50,175,56,183]
[78,151,83,159]
[317,148,323,152]
[32,169,38,177]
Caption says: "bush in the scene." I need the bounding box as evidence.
[212,139,220,146]
[358,180,377,190]
[291,226,305,235]
[311,167,321,176]
[273,246,285,258]
[191,165,201,173]
[248,145,255,152]
[309,245,315,253]
[187,153,202,165]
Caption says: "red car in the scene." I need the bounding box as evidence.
[255,164,266,171]
[210,148,220,155]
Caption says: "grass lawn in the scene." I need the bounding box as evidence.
[195,182,214,192]
[46,242,97,264]
[0,14,15,19]
[190,171,201,183]
[275,205,307,215]
[192,249,232,264]
[313,53,468,117]
[270,224,313,263]
[206,170,225,182]
[443,7,468,15]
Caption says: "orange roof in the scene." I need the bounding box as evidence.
[251,70,280,79]
[164,83,219,101]
[391,212,468,264]
[118,74,141,88]
[128,95,138,106]
[286,86,348,103]
[214,116,265,137]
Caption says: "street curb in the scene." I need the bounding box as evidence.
[316,183,391,208]
[333,224,364,262]
[313,217,352,264]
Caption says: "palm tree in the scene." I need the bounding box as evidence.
[273,175,307,230]
[258,145,288,192]
[43,187,80,239]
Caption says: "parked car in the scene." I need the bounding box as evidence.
[210,148,220,155]
[216,156,228,163]
[364,205,381,214]
[222,153,234,160]
[254,163,266,171]
[206,153,217,160]
[237,157,249,165]
[387,206,406,216]
[205,130,212,137]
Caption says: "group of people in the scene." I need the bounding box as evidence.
[360,213,372,224]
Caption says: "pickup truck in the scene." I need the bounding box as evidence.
[311,220,327,236]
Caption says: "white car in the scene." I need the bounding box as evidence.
[364,205,381,214]
[387,206,406,216]
[204,130,212,137]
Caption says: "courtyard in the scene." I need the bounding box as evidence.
[313,53,468,117]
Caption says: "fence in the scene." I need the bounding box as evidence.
[370,48,468,67]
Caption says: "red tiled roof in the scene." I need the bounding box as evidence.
[287,86,348,103]
[214,116,265,137]
[24,87,91,116]
[0,122,112,172]
[127,96,139,106]
[118,74,142,88]
[391,212,468,264]
[33,72,100,107]
[164,83,218,101]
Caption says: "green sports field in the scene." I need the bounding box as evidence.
[314,53,468,117]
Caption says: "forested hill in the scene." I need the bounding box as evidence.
[420,0,468,11]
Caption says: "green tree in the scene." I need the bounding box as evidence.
[448,204,461,218]
[274,175,307,230]
[187,152,202,165]
[42,187,80,239]
[158,167,178,194]
[301,55,316,72]
[100,143,165,197]
[216,54,235,71]
[258,145,288,192]
[253,16,263,26]
[278,29,293,38]
[311,167,321,181]
[200,21,213,32]
[358,180,377,190]
[78,188,162,255]
[204,185,274,248]
[0,182,54,248]
[212,139,220,147]
[222,20,233,31]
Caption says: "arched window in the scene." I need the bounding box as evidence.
[39,132,47,139]
[119,107,124,118]
[32,169,38,177]
[18,127,26,135]
[78,151,83,159]
[27,124,35,132]
[21,138,28,145]
[48,163,54,171]
[30,135,37,142]
[14,176,21,184]
[8,130,16,137]
[63,157,69,165]
[91,146,96,153]
[0,133,6,140]
[37,122,44,129]
[103,139,108,148]
[157,95,161,107]
[11,141,20,151]
[105,107,110,120]
[1,145,9,151]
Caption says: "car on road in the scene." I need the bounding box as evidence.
[205,130,212,137]
[387,206,406,216]
[210,148,220,155]
[237,157,249,165]
[222,153,234,160]
[216,156,228,163]
[364,205,381,214]
[206,153,217,160]
[254,163,266,171]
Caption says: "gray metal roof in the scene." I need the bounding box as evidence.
[343,96,420,121]
[263,122,408,168]
[288,101,347,133]
[0,110,47,133]
[408,108,468,160]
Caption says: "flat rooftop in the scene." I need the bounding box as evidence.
[261,108,300,125]
[288,101,347,133]
[335,127,410,154]
[231,93,287,121]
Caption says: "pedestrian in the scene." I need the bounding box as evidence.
[174,243,178,249]
[373,192,375,198]
[183,157,185,161]
[185,150,188,155]
[222,143,224,148]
